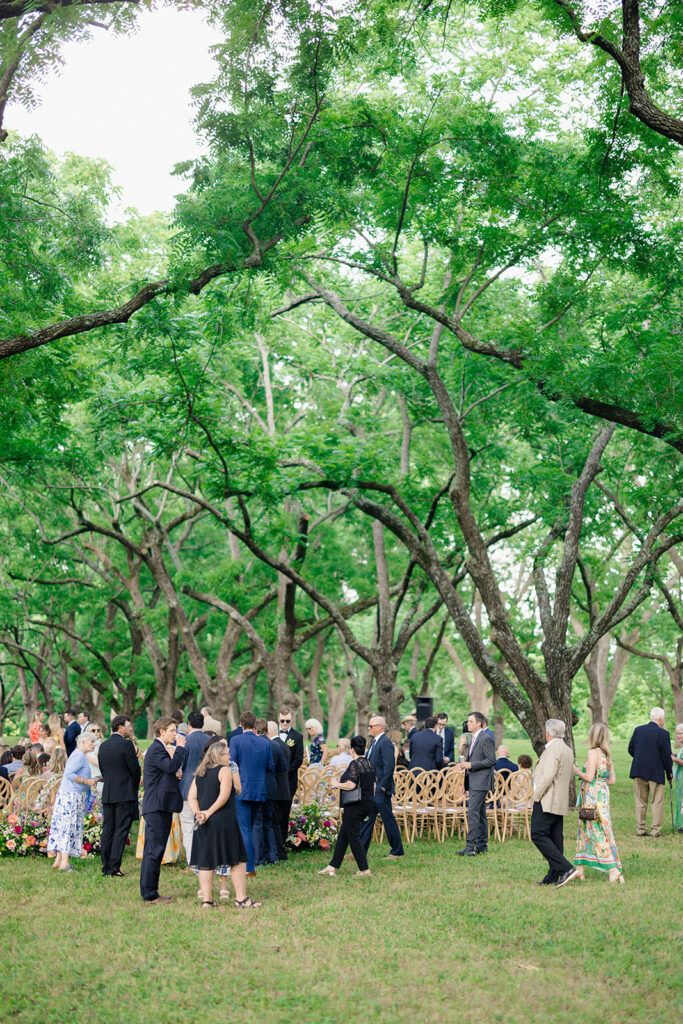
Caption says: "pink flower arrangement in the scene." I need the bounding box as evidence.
[14,825,22,835]
[6,839,16,851]
[25,835,36,847]
[319,839,330,850]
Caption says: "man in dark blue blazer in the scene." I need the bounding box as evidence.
[628,707,673,837]
[63,710,81,758]
[409,717,444,771]
[140,717,185,903]
[494,745,519,779]
[98,715,141,877]
[360,714,405,860]
[230,711,274,875]
[435,713,455,764]
[179,710,209,867]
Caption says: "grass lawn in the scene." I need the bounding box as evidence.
[1,742,681,1024]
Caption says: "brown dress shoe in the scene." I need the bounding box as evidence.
[246,871,257,878]
[146,895,173,904]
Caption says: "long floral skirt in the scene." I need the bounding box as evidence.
[135,811,183,864]
[47,789,86,857]
[574,779,621,873]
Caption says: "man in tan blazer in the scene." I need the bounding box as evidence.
[530,719,579,888]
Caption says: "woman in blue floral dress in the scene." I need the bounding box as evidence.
[305,718,327,767]
[572,722,624,884]
[47,731,100,871]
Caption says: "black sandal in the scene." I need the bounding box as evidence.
[234,897,262,909]
[201,900,219,909]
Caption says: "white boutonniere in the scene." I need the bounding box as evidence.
[286,738,295,747]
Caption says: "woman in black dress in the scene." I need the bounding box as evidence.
[188,739,261,909]
[319,735,375,878]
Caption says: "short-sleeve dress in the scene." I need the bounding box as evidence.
[190,766,247,870]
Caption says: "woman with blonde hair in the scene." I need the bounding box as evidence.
[29,711,44,744]
[47,713,65,750]
[573,722,624,884]
[46,747,67,778]
[305,718,327,767]
[188,738,259,910]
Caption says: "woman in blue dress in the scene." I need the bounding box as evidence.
[305,718,327,767]
[47,731,100,871]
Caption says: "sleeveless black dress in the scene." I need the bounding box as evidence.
[189,766,247,869]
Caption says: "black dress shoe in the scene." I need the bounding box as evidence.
[456,849,476,856]
[535,879,552,886]
[555,868,579,888]
[111,870,125,877]
[475,848,488,855]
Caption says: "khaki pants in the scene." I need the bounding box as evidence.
[633,778,665,835]
[180,800,195,865]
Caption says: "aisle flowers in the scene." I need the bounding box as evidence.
[81,811,104,857]
[0,811,50,857]
[286,803,338,851]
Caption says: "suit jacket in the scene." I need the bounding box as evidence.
[533,738,573,815]
[270,737,291,801]
[281,727,304,798]
[141,739,184,815]
[494,756,519,778]
[63,720,82,758]
[228,725,243,743]
[230,731,274,802]
[409,729,444,771]
[628,722,673,784]
[368,732,396,796]
[98,733,141,806]
[179,729,209,800]
[465,730,496,793]
[436,726,455,762]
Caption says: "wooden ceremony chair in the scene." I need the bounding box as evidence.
[0,776,12,809]
[486,771,509,844]
[439,769,468,841]
[501,770,533,840]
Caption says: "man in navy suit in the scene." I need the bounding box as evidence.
[63,709,81,757]
[409,717,444,771]
[494,745,518,779]
[98,715,141,877]
[267,720,291,860]
[140,717,185,903]
[628,706,673,837]
[360,714,405,861]
[435,713,455,764]
[230,711,274,876]
[456,711,496,855]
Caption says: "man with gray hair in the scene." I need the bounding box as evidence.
[628,707,673,837]
[530,719,578,888]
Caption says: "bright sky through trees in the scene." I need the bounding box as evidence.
[7,7,219,215]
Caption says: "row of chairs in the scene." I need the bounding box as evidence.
[0,774,62,815]
[293,764,533,844]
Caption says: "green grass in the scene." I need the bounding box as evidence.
[1,743,681,1024]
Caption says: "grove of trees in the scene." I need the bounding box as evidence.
[1,0,682,749]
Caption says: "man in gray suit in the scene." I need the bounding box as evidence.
[530,718,578,888]
[456,711,496,856]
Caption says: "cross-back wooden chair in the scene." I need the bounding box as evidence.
[486,771,510,843]
[0,776,12,809]
[405,769,445,842]
[500,770,533,840]
[11,777,48,815]
[438,769,468,841]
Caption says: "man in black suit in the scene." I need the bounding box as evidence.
[456,711,496,855]
[277,708,304,807]
[628,706,673,837]
[98,715,141,877]
[435,713,455,764]
[268,720,291,860]
[140,717,186,904]
[360,714,405,861]
[409,716,444,771]
[63,709,81,757]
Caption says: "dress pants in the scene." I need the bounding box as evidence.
[360,789,404,857]
[530,802,573,882]
[633,778,665,835]
[259,800,280,864]
[179,800,196,865]
[236,798,264,872]
[330,802,371,871]
[140,810,172,900]
[464,787,489,852]
[274,799,290,860]
[100,800,137,875]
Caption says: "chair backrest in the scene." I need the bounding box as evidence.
[0,776,12,808]
[441,768,466,807]
[506,769,533,807]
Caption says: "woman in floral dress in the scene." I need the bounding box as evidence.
[305,718,327,768]
[47,731,100,870]
[572,722,624,884]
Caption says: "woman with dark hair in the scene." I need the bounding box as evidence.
[318,735,375,878]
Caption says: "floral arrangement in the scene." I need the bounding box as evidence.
[81,811,103,857]
[286,803,338,851]
[0,811,50,856]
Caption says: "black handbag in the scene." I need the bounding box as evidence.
[339,786,361,807]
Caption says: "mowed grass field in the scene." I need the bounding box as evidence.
[1,742,681,1024]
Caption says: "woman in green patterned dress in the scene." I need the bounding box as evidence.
[572,722,624,884]
[673,723,683,833]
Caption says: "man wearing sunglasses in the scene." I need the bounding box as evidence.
[277,709,304,822]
